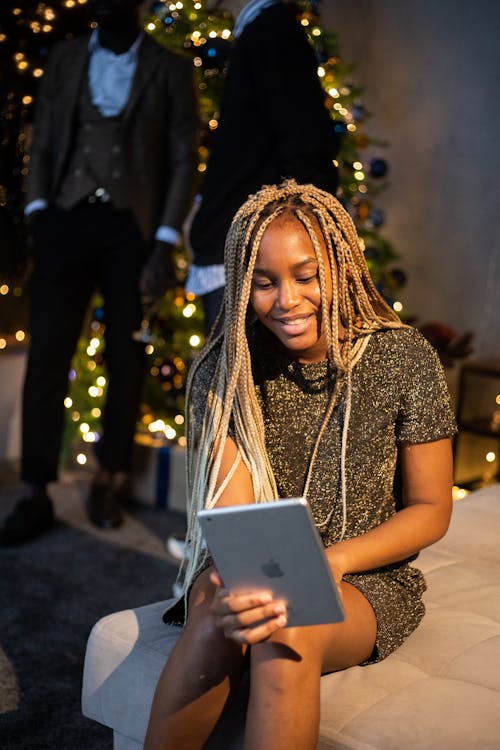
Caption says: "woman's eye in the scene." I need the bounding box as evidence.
[297,274,318,284]
[252,279,273,290]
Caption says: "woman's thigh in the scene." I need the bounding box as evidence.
[251,581,377,675]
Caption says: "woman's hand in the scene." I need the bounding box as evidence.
[209,570,288,644]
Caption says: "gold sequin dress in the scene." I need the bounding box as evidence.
[176,324,457,663]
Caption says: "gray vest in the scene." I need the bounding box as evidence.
[55,76,131,211]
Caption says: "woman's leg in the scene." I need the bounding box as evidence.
[244,581,377,750]
[144,569,247,750]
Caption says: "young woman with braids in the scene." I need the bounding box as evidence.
[144,180,456,750]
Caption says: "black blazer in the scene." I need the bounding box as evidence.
[190,2,339,266]
[27,34,199,241]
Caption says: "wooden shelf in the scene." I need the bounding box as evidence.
[458,417,500,437]
[454,360,500,488]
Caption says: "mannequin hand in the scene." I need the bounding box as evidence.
[139,240,180,301]
[209,570,288,644]
[25,208,47,228]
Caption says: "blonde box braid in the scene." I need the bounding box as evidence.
[178,180,405,598]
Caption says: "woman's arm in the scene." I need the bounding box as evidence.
[326,438,453,578]
[212,436,255,507]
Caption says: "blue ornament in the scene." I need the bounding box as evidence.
[200,38,231,70]
[333,120,347,136]
[369,208,385,227]
[351,104,366,123]
[369,158,388,179]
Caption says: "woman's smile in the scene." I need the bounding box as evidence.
[272,313,315,336]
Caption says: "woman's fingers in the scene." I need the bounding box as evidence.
[211,594,288,643]
[208,570,288,642]
[226,611,288,644]
[215,600,286,628]
[212,588,274,614]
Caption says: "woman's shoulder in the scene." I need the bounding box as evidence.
[368,326,439,362]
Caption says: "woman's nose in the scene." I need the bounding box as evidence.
[276,280,299,310]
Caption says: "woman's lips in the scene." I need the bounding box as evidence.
[273,314,314,335]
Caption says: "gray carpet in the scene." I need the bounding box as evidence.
[0,463,185,749]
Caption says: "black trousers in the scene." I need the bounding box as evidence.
[22,201,147,485]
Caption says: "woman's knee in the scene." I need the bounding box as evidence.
[250,627,321,689]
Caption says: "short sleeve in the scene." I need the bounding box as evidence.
[396,330,457,444]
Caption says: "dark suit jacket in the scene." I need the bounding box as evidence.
[26,33,199,241]
[190,2,339,266]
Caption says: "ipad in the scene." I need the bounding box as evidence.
[197,498,345,628]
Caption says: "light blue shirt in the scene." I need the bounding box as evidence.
[87,28,142,117]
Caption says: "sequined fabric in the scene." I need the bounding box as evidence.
[187,324,457,662]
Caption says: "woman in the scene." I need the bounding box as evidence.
[144,180,456,750]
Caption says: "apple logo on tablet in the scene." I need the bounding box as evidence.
[261,558,284,578]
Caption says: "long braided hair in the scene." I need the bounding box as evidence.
[179,180,404,596]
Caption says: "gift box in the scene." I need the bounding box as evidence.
[132,435,187,513]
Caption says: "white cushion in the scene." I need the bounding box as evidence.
[82,484,500,749]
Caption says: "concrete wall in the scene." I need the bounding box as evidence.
[322,0,500,360]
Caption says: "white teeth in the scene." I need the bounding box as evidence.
[280,317,308,326]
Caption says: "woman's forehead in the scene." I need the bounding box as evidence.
[258,214,328,255]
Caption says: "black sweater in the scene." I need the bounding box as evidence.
[190,2,340,266]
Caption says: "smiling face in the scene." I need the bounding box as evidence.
[250,216,340,363]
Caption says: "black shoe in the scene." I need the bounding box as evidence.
[86,483,123,529]
[1,492,55,546]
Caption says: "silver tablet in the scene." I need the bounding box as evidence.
[197,498,345,628]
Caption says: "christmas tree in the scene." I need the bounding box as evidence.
[0,0,407,467]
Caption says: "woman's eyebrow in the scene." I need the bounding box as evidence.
[253,258,318,274]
